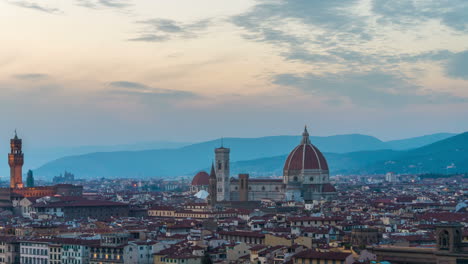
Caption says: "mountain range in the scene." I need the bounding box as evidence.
[31,132,464,180]
[231,132,468,176]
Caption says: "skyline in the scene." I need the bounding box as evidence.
[1,0,468,148]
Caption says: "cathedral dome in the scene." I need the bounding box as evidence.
[191,171,210,186]
[283,127,329,172]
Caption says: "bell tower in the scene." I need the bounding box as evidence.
[9,131,24,189]
[215,145,230,201]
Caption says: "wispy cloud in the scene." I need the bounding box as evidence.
[98,0,129,8]
[109,81,198,100]
[372,0,468,32]
[127,34,169,42]
[9,1,61,14]
[75,0,130,9]
[128,18,212,42]
[13,73,49,81]
[445,51,468,80]
[230,0,379,71]
[273,71,466,107]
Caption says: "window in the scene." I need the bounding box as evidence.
[310,177,314,181]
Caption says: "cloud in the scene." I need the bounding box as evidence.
[232,0,370,45]
[75,0,130,9]
[372,0,468,32]
[127,34,169,42]
[273,71,466,107]
[230,0,383,72]
[128,18,212,42]
[109,81,146,89]
[9,1,61,14]
[445,51,468,80]
[231,0,468,76]
[108,81,198,100]
[141,19,184,33]
[98,0,129,8]
[13,73,49,80]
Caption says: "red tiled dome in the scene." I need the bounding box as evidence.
[283,127,329,172]
[191,171,210,186]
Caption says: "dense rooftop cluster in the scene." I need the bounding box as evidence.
[0,174,466,264]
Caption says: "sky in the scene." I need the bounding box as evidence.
[1,0,468,148]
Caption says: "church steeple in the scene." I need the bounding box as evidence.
[301,125,311,145]
[210,163,216,179]
[209,163,217,207]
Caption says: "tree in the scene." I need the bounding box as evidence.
[26,170,34,187]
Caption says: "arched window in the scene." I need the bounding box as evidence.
[294,176,298,182]
[439,230,450,249]
[310,177,314,182]
[262,186,265,191]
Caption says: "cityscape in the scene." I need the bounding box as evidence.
[1,0,468,264]
[0,129,467,264]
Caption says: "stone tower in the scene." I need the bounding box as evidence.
[209,163,217,207]
[215,146,230,201]
[436,224,463,252]
[239,174,249,202]
[9,131,24,189]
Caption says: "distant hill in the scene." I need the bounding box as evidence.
[34,134,387,179]
[385,133,456,150]
[0,140,191,178]
[231,132,468,176]
[33,132,466,179]
[364,131,468,174]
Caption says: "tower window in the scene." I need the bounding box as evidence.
[218,162,222,170]
[310,177,314,182]
[262,186,265,191]
[294,176,298,182]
